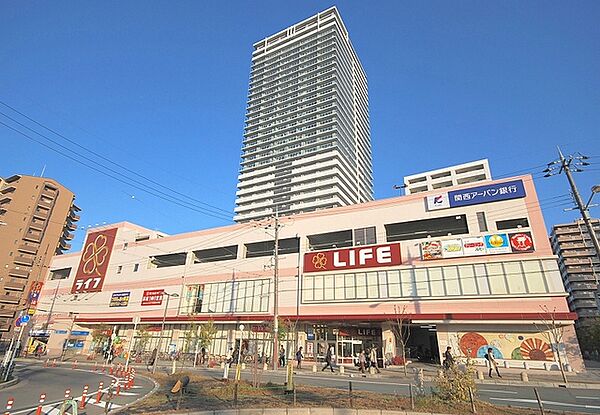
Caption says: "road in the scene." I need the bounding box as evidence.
[0,362,154,414]
[182,365,600,414]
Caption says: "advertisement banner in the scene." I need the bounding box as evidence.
[27,281,44,314]
[441,239,464,258]
[71,227,118,294]
[142,289,164,306]
[462,237,487,256]
[448,179,526,208]
[509,231,535,252]
[421,240,443,260]
[303,243,401,273]
[110,291,130,307]
[484,233,511,254]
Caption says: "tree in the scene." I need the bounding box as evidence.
[391,304,411,376]
[91,324,111,354]
[198,320,218,349]
[434,356,477,402]
[134,326,151,354]
[535,305,568,384]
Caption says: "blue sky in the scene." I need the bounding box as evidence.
[1,0,599,251]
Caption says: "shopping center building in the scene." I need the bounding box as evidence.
[31,174,584,371]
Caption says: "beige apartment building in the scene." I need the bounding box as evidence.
[0,175,80,333]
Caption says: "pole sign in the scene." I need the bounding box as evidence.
[427,179,526,210]
[303,243,401,273]
[71,227,118,294]
[27,281,44,315]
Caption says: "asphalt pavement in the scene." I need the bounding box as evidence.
[0,361,154,414]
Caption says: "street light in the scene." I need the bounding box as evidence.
[152,292,179,374]
[584,185,600,210]
[236,324,245,382]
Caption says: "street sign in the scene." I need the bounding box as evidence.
[21,315,30,324]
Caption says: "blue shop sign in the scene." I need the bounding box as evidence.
[71,330,90,336]
[54,330,68,334]
[448,179,525,208]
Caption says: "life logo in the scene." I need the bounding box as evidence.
[427,193,450,210]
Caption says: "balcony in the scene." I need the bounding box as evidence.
[4,281,26,292]
[23,233,41,243]
[32,209,49,220]
[0,195,12,204]
[0,308,16,319]
[69,211,80,222]
[41,189,56,199]
[58,239,71,251]
[13,254,34,267]
[62,231,74,241]
[66,221,77,231]
[18,244,38,255]
[0,294,21,304]
[29,222,44,232]
[8,268,29,278]
[37,200,53,210]
[0,185,16,194]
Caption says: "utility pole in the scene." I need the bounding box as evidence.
[272,207,280,371]
[545,148,600,262]
[43,279,62,331]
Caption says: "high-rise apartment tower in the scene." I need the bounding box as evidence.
[550,218,600,324]
[235,7,373,222]
[0,175,80,332]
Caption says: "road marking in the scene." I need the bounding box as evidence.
[479,389,517,394]
[576,396,600,400]
[115,391,139,396]
[490,397,600,410]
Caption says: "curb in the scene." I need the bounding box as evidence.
[166,409,453,415]
[0,377,19,390]
[109,372,160,414]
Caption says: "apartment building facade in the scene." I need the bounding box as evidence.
[33,174,583,370]
[550,219,600,324]
[403,159,492,195]
[0,175,79,333]
[235,6,373,223]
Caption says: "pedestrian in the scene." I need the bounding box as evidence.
[295,346,303,369]
[443,346,454,370]
[485,347,502,378]
[201,347,207,365]
[322,344,335,372]
[227,347,234,368]
[358,350,366,374]
[279,345,286,368]
[147,347,158,371]
[369,346,381,373]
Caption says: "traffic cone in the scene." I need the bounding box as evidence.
[79,385,89,409]
[35,393,45,415]
[116,381,121,396]
[4,397,14,415]
[95,381,104,403]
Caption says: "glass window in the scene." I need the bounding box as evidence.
[429,267,445,297]
[496,218,529,230]
[304,275,314,302]
[387,270,401,297]
[401,269,417,297]
[415,268,429,297]
[504,262,526,294]
[459,265,478,295]
[344,274,355,299]
[354,226,376,246]
[443,266,461,296]
[314,275,324,301]
[474,264,490,295]
[378,271,388,299]
[356,273,367,299]
[476,212,488,232]
[367,272,379,298]
[524,260,547,293]
[324,275,335,300]
[335,274,345,300]
[487,263,507,294]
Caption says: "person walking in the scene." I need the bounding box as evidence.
[485,347,502,378]
[295,346,303,369]
[443,346,454,370]
[322,344,335,372]
[226,347,234,368]
[358,350,366,374]
[369,346,381,373]
[279,345,286,368]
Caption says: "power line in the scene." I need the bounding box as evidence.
[0,101,234,217]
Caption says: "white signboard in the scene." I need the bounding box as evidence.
[462,237,487,256]
[426,193,450,210]
[441,239,463,258]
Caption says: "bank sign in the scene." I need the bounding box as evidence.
[426,179,526,211]
[304,243,401,273]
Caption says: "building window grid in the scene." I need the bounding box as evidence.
[301,259,559,303]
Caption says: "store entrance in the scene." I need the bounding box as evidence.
[405,325,439,363]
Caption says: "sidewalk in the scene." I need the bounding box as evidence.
[26,355,600,389]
